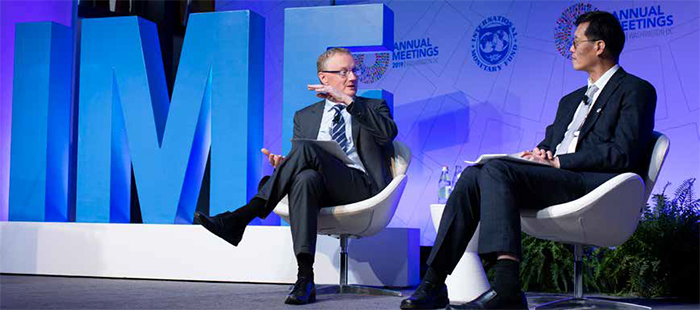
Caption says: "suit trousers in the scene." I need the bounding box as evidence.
[255,140,374,256]
[427,159,616,275]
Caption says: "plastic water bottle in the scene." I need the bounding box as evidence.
[438,166,451,204]
[453,165,463,186]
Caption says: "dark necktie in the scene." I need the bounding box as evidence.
[331,104,348,153]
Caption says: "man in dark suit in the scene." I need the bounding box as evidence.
[401,11,656,310]
[195,48,397,305]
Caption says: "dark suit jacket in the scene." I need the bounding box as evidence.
[538,68,657,177]
[292,96,398,193]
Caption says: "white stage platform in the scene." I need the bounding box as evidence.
[0,222,419,287]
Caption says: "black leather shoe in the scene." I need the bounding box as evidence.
[400,280,449,309]
[447,289,528,309]
[284,277,316,305]
[194,211,246,246]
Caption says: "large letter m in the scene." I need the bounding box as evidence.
[76,11,264,224]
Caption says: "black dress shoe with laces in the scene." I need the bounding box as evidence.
[285,277,316,305]
[447,288,528,309]
[194,211,246,246]
[400,280,449,309]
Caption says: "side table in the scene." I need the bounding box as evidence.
[430,204,490,302]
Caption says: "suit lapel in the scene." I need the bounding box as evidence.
[351,98,361,148]
[306,98,360,148]
[578,68,627,138]
[563,87,587,126]
[305,100,325,139]
[550,88,586,148]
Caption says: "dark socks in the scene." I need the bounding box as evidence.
[492,259,521,296]
[296,253,314,280]
[230,197,266,224]
[424,267,447,285]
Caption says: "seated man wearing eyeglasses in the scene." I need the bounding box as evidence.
[401,10,656,310]
[195,48,397,305]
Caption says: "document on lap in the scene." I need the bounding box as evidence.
[465,153,549,166]
[291,139,355,165]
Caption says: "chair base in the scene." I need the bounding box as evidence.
[311,235,402,298]
[534,297,651,309]
[316,284,402,297]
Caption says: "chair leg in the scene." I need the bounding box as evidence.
[534,245,650,310]
[534,297,651,309]
[315,284,403,296]
[315,235,403,297]
[574,243,583,299]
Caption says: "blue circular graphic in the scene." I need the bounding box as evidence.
[471,16,518,71]
[354,52,390,84]
[555,3,597,59]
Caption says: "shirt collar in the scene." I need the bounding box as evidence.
[324,98,351,112]
[324,99,337,112]
[588,64,620,90]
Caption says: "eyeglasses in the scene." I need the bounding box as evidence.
[321,67,360,78]
[572,39,600,50]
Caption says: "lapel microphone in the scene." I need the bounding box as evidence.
[583,95,590,105]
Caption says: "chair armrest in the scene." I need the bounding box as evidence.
[273,174,408,237]
[521,172,646,247]
[521,173,644,219]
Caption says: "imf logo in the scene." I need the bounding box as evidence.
[471,16,518,72]
[354,52,391,84]
[555,3,597,59]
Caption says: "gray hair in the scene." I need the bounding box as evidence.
[316,47,352,72]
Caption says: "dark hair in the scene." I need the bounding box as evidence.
[575,11,625,60]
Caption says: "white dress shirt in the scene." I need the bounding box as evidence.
[556,64,621,154]
[316,99,366,173]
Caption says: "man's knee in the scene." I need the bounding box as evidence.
[292,170,323,189]
[480,159,514,181]
[287,140,322,164]
[290,139,318,154]
[442,166,480,212]
[453,166,480,192]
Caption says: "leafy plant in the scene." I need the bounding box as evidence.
[618,178,700,299]
[519,178,700,299]
[519,236,572,293]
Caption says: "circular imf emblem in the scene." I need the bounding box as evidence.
[555,3,597,59]
[354,52,390,84]
[471,16,518,72]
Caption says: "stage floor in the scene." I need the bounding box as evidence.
[0,274,700,309]
[0,274,695,309]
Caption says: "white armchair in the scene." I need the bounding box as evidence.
[274,140,411,296]
[521,132,670,309]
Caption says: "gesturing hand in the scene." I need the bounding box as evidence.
[261,148,285,168]
[307,84,353,105]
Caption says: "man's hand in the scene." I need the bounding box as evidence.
[307,84,353,105]
[520,147,560,168]
[527,147,553,160]
[261,148,285,168]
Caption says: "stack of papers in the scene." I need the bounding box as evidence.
[465,153,549,166]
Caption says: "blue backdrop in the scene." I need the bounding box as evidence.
[216,0,700,245]
[3,1,699,247]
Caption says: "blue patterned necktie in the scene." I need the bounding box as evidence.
[331,104,348,153]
